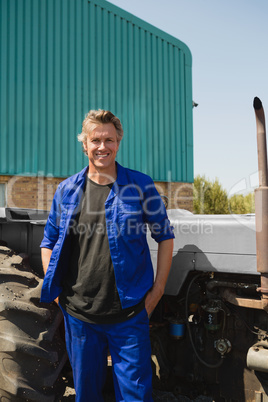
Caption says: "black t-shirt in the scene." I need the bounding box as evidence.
[59,178,144,324]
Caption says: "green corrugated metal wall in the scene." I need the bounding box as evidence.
[0,0,193,182]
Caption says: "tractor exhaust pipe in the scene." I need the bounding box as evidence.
[254,97,268,308]
[254,97,268,187]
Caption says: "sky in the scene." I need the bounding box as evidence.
[107,0,268,197]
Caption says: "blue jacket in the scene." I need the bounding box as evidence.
[40,163,174,308]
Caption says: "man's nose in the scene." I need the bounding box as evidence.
[98,141,106,149]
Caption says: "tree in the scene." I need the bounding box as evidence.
[194,175,229,214]
[193,175,255,214]
[244,192,255,213]
[228,194,247,214]
[229,192,255,214]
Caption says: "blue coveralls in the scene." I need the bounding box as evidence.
[40,162,174,401]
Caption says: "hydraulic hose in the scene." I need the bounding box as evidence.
[185,273,224,369]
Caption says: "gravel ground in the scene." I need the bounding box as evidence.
[59,380,213,402]
[60,388,213,402]
[60,385,76,401]
[58,364,213,402]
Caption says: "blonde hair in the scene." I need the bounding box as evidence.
[77,110,124,151]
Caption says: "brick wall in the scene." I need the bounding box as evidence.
[155,181,193,212]
[1,175,63,211]
[0,175,193,212]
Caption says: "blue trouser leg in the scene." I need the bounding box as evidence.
[108,308,153,402]
[62,310,108,402]
[61,307,153,402]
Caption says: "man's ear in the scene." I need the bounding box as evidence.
[83,142,88,153]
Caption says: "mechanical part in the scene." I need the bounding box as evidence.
[207,280,258,295]
[214,338,232,356]
[255,391,263,402]
[207,280,267,311]
[169,319,185,340]
[202,302,222,332]
[247,342,268,373]
[254,97,268,188]
[254,97,268,310]
[222,288,265,310]
[0,246,67,401]
[185,274,224,369]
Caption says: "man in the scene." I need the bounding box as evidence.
[40,110,174,401]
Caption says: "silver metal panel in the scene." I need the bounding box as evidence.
[147,210,258,296]
[168,210,256,255]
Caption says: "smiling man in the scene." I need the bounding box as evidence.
[84,122,119,181]
[40,110,174,402]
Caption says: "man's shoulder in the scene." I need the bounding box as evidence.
[119,164,153,186]
[54,167,88,205]
[58,166,88,189]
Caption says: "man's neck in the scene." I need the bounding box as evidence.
[88,165,117,185]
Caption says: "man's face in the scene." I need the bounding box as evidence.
[83,123,119,175]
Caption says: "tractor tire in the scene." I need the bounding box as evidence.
[0,245,68,401]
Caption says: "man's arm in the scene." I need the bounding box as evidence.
[145,238,174,317]
[41,247,60,304]
[41,247,53,275]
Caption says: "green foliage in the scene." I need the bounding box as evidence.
[228,194,246,214]
[229,193,255,214]
[194,175,229,214]
[244,192,255,213]
[194,175,255,214]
